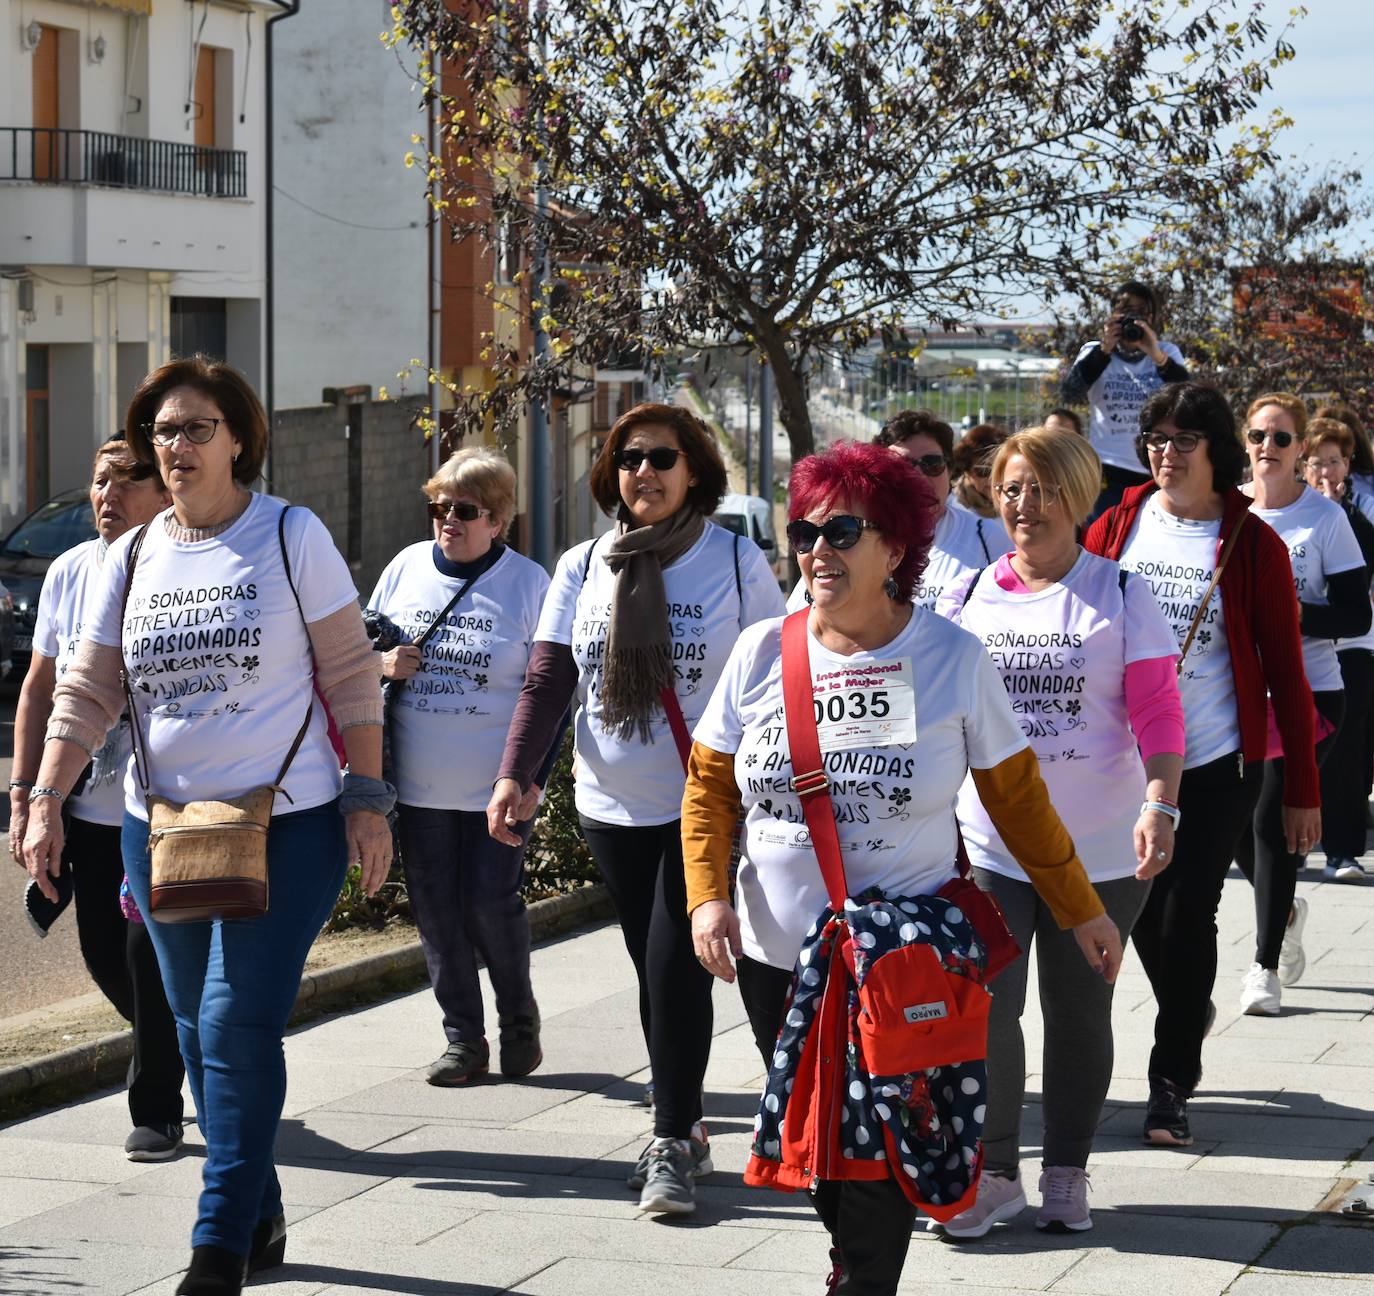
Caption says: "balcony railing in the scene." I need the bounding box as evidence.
[1,127,246,199]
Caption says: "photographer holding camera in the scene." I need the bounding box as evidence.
[1062,280,1189,516]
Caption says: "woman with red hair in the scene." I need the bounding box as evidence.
[682,441,1119,1296]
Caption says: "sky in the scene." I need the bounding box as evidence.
[1266,0,1374,176]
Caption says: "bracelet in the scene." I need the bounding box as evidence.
[1141,799,1181,828]
[29,786,64,805]
[9,779,33,793]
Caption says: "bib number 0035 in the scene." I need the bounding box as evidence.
[810,656,917,754]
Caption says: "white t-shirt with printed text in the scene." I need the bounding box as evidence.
[785,506,1012,615]
[84,494,359,820]
[1076,340,1187,472]
[1244,485,1365,693]
[34,540,128,826]
[693,609,1029,969]
[941,550,1178,884]
[536,522,785,826]
[369,544,549,811]
[1118,495,1239,768]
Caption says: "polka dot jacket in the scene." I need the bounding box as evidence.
[743,888,991,1222]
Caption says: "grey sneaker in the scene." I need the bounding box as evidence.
[637,1139,696,1214]
[1036,1165,1092,1233]
[931,1169,1026,1238]
[425,1039,490,1086]
[124,1122,184,1162]
[498,1003,543,1078]
[627,1121,713,1188]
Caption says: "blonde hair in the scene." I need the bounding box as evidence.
[991,425,1103,527]
[1306,417,1354,460]
[1246,392,1308,441]
[423,446,517,536]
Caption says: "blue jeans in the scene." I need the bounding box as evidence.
[396,805,535,1043]
[122,799,347,1256]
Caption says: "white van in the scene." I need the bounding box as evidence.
[712,492,782,581]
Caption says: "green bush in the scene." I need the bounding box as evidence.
[325,729,598,932]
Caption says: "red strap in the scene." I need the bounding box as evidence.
[660,686,691,774]
[780,609,849,910]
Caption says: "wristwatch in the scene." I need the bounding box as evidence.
[1141,800,1181,828]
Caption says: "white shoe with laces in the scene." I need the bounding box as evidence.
[1239,962,1281,1016]
[1278,897,1308,987]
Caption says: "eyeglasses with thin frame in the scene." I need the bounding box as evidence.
[1141,430,1203,454]
[786,515,880,554]
[1246,428,1295,449]
[614,446,681,472]
[428,500,490,523]
[994,480,1062,507]
[144,418,226,446]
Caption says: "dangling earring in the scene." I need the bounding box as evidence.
[804,589,814,605]
[883,576,899,600]
[233,450,240,462]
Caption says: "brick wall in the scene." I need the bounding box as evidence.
[271,396,431,597]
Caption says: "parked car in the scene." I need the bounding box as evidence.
[712,491,787,587]
[0,488,96,680]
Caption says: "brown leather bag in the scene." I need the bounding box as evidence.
[121,508,312,923]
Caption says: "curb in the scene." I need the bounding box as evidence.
[0,884,613,1107]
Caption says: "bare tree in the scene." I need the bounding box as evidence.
[391,0,1299,462]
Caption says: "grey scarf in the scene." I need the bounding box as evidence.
[599,505,706,742]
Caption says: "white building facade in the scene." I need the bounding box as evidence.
[0,0,277,531]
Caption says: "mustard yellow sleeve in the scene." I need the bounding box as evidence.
[681,741,742,915]
[969,747,1105,929]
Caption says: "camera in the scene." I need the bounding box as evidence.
[1117,315,1145,343]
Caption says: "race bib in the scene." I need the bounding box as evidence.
[812,657,917,754]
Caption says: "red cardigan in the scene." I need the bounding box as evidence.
[1084,483,1319,808]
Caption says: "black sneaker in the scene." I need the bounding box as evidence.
[425,1040,490,1086]
[1143,1076,1193,1147]
[125,1121,185,1162]
[498,1003,543,1077]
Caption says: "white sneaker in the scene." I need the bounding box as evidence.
[932,1169,1027,1239]
[1278,897,1308,987]
[1239,963,1281,1016]
[1335,859,1370,883]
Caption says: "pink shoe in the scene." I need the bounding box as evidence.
[931,1170,1027,1239]
[1036,1165,1092,1233]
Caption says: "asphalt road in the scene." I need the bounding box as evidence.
[0,690,100,1021]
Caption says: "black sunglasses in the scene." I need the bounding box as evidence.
[1246,428,1295,448]
[786,515,879,554]
[614,446,681,472]
[1141,431,1202,454]
[907,452,950,478]
[428,500,489,523]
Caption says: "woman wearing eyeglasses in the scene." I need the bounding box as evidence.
[933,426,1183,1239]
[1303,418,1374,884]
[22,357,388,1294]
[1084,382,1319,1147]
[682,440,1118,1294]
[951,423,1009,518]
[367,447,550,1087]
[786,410,1010,614]
[1235,394,1369,1012]
[489,403,785,1215]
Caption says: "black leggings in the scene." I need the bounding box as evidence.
[67,816,185,1128]
[738,954,916,1296]
[1132,751,1263,1094]
[1319,653,1374,859]
[578,815,711,1141]
[1235,689,1344,968]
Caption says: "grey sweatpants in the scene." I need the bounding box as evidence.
[973,867,1152,1173]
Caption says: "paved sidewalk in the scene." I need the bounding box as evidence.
[1,865,1370,1296]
